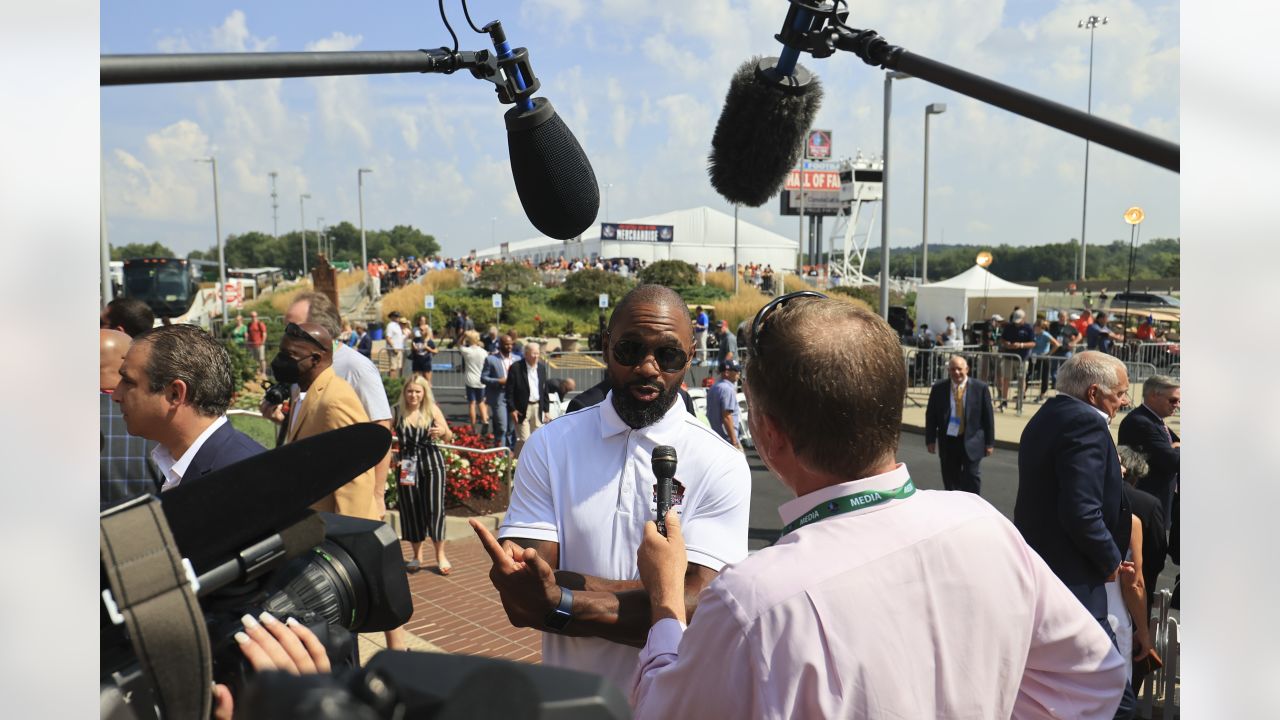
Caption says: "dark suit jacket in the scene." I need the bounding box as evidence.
[1117,404,1179,506]
[924,378,995,461]
[1014,395,1131,608]
[187,420,266,479]
[1123,484,1167,613]
[505,359,550,420]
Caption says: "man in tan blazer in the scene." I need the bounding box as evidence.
[275,322,380,520]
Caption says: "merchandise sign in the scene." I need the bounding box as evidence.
[806,129,833,159]
[600,223,674,243]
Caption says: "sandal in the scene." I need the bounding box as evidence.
[437,560,453,576]
[404,559,420,573]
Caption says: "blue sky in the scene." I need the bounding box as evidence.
[100,0,1179,262]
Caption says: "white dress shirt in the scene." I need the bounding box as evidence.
[500,392,752,694]
[152,415,228,491]
[526,362,540,403]
[632,463,1127,719]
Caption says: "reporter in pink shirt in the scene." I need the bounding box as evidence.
[633,293,1127,719]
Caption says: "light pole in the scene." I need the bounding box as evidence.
[269,171,279,239]
[603,183,614,221]
[1121,206,1144,344]
[881,71,911,320]
[299,193,311,277]
[195,156,228,325]
[921,102,947,285]
[1077,14,1108,283]
[358,168,373,271]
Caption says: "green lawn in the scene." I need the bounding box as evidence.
[228,412,277,448]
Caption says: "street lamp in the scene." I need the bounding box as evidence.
[922,102,947,285]
[1076,14,1108,283]
[1121,206,1144,344]
[299,193,311,276]
[881,70,911,320]
[358,168,373,271]
[195,156,228,325]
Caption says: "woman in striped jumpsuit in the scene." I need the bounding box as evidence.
[395,376,455,574]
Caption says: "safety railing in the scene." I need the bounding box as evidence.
[901,347,1030,415]
[1122,342,1181,370]
[1137,587,1180,717]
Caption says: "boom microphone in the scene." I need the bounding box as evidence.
[708,55,823,208]
[652,445,678,536]
[481,21,600,240]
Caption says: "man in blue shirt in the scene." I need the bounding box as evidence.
[1086,311,1124,354]
[998,309,1036,411]
[705,360,742,449]
[693,306,710,366]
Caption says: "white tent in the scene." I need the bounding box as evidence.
[914,265,1039,338]
[474,206,800,271]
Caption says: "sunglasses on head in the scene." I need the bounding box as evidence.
[284,322,328,351]
[609,338,689,373]
[749,291,828,354]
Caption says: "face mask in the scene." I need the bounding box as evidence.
[271,353,303,385]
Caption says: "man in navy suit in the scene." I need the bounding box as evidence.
[1118,375,1180,521]
[481,334,520,447]
[114,324,264,491]
[925,355,995,494]
[1015,350,1134,718]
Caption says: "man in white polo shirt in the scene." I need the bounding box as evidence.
[471,285,751,694]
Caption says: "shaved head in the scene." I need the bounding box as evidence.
[608,285,692,339]
[297,322,333,351]
[100,329,132,391]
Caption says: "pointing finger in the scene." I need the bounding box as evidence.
[469,519,514,569]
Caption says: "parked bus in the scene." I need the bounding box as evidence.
[228,266,284,301]
[120,257,222,328]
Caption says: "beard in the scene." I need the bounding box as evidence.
[611,379,680,429]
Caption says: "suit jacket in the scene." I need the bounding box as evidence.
[1014,395,1131,601]
[924,378,995,461]
[505,359,550,420]
[1117,403,1180,506]
[480,353,514,405]
[285,367,379,521]
[186,420,266,480]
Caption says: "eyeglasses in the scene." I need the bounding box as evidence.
[609,337,689,373]
[284,322,328,351]
[749,291,828,354]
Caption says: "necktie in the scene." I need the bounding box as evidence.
[955,384,966,435]
[1161,422,1172,443]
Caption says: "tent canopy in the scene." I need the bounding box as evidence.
[914,265,1039,339]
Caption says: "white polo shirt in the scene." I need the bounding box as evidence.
[499,390,752,693]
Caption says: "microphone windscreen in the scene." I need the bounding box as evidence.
[162,423,391,573]
[279,513,327,560]
[651,444,678,478]
[708,57,823,207]
[506,97,600,240]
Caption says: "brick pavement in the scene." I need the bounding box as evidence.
[395,537,543,664]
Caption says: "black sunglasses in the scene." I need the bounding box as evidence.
[749,291,828,354]
[609,337,690,373]
[284,322,328,351]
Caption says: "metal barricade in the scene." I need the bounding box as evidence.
[903,348,1029,415]
[1137,587,1180,717]
[1124,362,1160,383]
[546,351,609,392]
[1168,363,1180,378]
[1127,342,1181,371]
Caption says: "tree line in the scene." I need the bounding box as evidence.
[854,237,1179,283]
[110,221,441,275]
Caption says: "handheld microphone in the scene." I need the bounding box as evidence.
[479,21,600,240]
[707,3,826,208]
[651,445,678,536]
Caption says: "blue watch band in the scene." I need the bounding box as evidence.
[545,586,574,631]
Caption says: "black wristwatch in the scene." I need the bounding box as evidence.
[544,587,574,631]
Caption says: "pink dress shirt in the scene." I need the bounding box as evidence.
[631,463,1126,719]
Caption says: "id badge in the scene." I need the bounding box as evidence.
[399,458,418,486]
[946,415,961,437]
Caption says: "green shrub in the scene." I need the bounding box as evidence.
[675,285,730,304]
[638,259,698,287]
[476,262,541,293]
[559,268,636,306]
[830,285,880,312]
[222,339,257,386]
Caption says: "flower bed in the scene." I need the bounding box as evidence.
[441,423,516,513]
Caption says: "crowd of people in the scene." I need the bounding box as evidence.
[100,279,1178,718]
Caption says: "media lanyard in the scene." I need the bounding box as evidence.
[781,478,916,536]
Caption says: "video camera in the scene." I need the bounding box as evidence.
[99,424,629,719]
